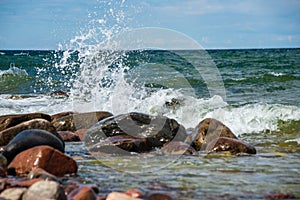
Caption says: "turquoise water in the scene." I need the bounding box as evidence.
[1,48,300,199]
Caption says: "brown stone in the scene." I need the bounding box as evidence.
[52,111,113,131]
[89,135,152,154]
[162,141,196,155]
[205,137,256,154]
[58,131,80,142]
[0,119,58,146]
[191,118,238,151]
[68,186,97,200]
[75,129,89,141]
[147,193,172,200]
[51,111,75,122]
[23,180,66,200]
[8,145,77,177]
[28,167,59,182]
[0,113,51,132]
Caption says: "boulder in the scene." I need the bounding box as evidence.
[51,111,75,122]
[68,186,97,200]
[0,119,58,146]
[22,180,66,200]
[51,111,113,131]
[85,112,187,148]
[162,141,196,155]
[191,118,237,151]
[7,145,77,177]
[89,135,152,154]
[58,131,80,142]
[205,137,256,154]
[0,187,27,200]
[2,129,65,164]
[0,113,51,132]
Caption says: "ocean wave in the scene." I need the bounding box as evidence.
[0,65,28,77]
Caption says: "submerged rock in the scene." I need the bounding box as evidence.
[7,145,77,177]
[191,118,237,151]
[89,134,152,154]
[85,112,187,149]
[0,119,57,146]
[51,111,113,131]
[2,129,64,164]
[205,137,256,154]
[0,113,51,132]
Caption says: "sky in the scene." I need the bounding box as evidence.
[0,0,299,50]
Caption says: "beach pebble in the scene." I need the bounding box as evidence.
[58,131,80,142]
[0,187,27,200]
[0,118,58,146]
[147,193,172,200]
[52,111,113,131]
[2,129,65,164]
[89,134,152,154]
[85,112,187,148]
[106,192,142,200]
[23,180,66,200]
[206,137,256,154]
[0,113,51,132]
[191,118,238,151]
[7,145,77,177]
[162,141,196,155]
[68,186,97,200]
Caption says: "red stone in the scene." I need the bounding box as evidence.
[147,193,172,200]
[58,131,80,142]
[124,188,143,198]
[7,145,77,177]
[75,129,88,141]
[68,186,97,200]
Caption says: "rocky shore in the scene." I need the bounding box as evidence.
[0,111,256,200]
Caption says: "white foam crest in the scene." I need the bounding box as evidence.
[0,65,28,76]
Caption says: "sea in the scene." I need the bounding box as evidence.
[0,48,300,199]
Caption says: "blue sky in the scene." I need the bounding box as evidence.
[0,0,299,49]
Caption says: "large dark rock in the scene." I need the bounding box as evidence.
[89,135,152,154]
[85,112,187,149]
[51,111,113,131]
[205,137,256,154]
[0,119,58,146]
[0,113,51,132]
[7,145,77,177]
[191,118,237,151]
[2,129,64,164]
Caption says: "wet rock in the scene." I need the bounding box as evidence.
[205,137,256,154]
[0,187,27,200]
[124,189,143,198]
[86,112,187,148]
[147,193,172,200]
[0,119,58,146]
[191,118,238,151]
[0,155,7,169]
[50,90,69,98]
[106,192,142,200]
[75,129,88,141]
[58,131,80,142]
[162,141,196,155]
[7,145,77,177]
[89,135,152,154]
[68,186,97,200]
[0,167,6,178]
[52,111,113,131]
[2,129,65,164]
[28,168,60,182]
[51,111,75,122]
[0,113,51,132]
[23,180,66,200]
